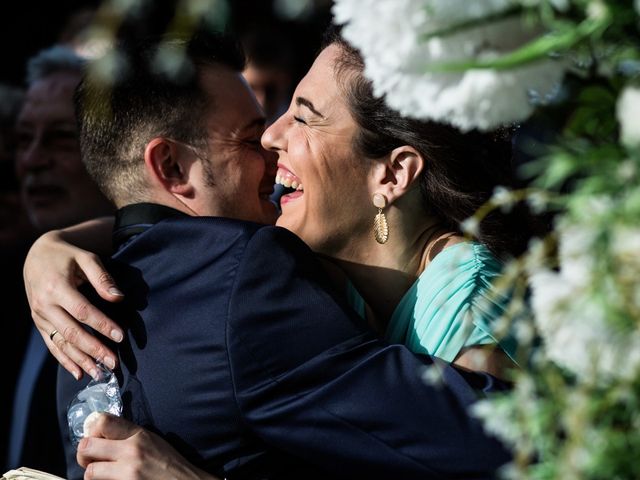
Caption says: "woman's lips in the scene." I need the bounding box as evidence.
[280,189,303,205]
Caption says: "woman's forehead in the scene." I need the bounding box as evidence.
[307,45,342,82]
[295,46,347,112]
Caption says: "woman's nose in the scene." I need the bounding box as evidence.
[261,114,286,152]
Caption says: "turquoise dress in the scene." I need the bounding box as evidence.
[347,242,517,363]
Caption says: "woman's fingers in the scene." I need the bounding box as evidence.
[24,230,125,360]
[39,274,124,345]
[34,305,119,377]
[48,333,102,381]
[35,317,83,380]
[75,251,125,303]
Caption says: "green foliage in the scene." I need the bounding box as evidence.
[466,2,640,478]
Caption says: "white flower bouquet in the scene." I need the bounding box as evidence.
[335,0,640,478]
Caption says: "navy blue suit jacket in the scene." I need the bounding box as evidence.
[58,206,511,479]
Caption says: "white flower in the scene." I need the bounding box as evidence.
[617,86,640,148]
[333,0,567,131]
[112,0,143,14]
[186,0,223,17]
[460,216,480,236]
[551,0,570,10]
[587,0,608,21]
[90,48,129,85]
[611,225,640,261]
[472,399,520,445]
[523,238,547,272]
[491,185,515,212]
[530,218,640,383]
[71,26,114,60]
[556,223,597,288]
[531,267,608,380]
[472,374,538,448]
[573,194,614,221]
[526,191,548,214]
[333,0,517,38]
[611,225,640,311]
[420,363,446,386]
[512,317,535,344]
[274,0,314,20]
[616,160,637,181]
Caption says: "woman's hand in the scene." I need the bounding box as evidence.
[24,222,124,380]
[78,414,219,480]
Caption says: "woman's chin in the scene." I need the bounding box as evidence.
[275,213,301,236]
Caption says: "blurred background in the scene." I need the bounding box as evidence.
[0,0,334,92]
[1,0,334,474]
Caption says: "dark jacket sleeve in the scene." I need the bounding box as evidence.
[227,226,511,479]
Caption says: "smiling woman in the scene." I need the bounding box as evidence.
[261,30,531,372]
[264,52,368,254]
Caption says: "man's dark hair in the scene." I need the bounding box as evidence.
[75,31,245,204]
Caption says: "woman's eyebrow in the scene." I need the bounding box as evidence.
[295,96,325,118]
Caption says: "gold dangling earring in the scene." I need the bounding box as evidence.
[372,193,389,244]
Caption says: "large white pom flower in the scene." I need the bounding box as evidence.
[333,0,567,131]
[616,85,640,148]
[529,213,640,383]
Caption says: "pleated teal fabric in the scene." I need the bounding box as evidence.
[347,242,517,362]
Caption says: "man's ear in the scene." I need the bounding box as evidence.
[370,146,425,204]
[143,138,195,198]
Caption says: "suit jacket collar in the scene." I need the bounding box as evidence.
[113,203,189,250]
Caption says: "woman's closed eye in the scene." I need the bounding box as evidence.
[293,115,307,125]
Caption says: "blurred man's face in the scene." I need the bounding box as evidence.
[15,71,112,232]
[0,139,33,249]
[243,62,292,124]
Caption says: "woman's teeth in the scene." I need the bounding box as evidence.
[277,176,302,190]
[276,169,303,191]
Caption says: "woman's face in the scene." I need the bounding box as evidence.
[262,44,373,255]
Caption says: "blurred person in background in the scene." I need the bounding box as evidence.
[6,45,114,475]
[0,85,32,253]
[0,83,35,474]
[240,26,296,125]
[15,47,113,233]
